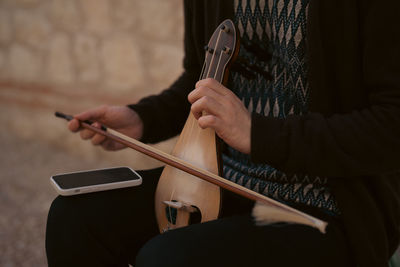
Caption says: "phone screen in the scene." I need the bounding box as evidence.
[52,167,140,189]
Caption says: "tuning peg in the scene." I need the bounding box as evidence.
[204,45,214,54]
[220,25,230,33]
[222,46,231,55]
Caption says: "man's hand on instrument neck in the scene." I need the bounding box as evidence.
[188,78,251,155]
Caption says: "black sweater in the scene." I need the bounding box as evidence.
[130,1,400,266]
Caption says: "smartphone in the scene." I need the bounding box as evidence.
[50,167,142,196]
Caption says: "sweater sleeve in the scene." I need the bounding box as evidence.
[128,2,201,144]
[250,0,400,178]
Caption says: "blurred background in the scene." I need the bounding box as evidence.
[0,0,183,265]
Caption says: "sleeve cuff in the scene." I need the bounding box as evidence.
[127,103,154,144]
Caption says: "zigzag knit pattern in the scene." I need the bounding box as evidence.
[222,0,340,215]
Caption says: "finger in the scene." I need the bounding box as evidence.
[198,114,220,130]
[68,119,81,132]
[196,78,231,96]
[91,133,106,146]
[74,105,107,123]
[191,96,222,120]
[101,140,116,150]
[188,85,223,104]
[86,122,106,141]
[80,128,96,140]
[100,140,123,151]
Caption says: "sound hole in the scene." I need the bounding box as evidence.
[189,205,201,225]
[165,201,202,225]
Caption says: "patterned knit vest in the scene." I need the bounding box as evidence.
[222,0,339,215]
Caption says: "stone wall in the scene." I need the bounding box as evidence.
[0,0,183,90]
[0,0,184,169]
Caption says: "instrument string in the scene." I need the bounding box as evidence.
[214,49,224,80]
[167,188,176,230]
[166,24,229,229]
[166,50,211,228]
[206,28,223,78]
[165,29,220,228]
[199,59,207,80]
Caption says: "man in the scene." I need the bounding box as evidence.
[46,1,400,266]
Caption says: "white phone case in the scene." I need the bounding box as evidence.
[50,167,142,196]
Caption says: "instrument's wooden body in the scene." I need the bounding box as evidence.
[155,114,221,231]
[154,19,239,232]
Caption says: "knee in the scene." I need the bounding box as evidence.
[46,195,108,266]
[135,234,179,267]
[46,195,89,244]
[47,195,78,227]
[47,196,68,226]
[135,231,198,267]
[46,196,83,262]
[135,235,162,267]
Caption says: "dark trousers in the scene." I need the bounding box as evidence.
[46,168,353,267]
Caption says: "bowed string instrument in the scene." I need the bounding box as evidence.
[56,20,327,233]
[155,19,238,232]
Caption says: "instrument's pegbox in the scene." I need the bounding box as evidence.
[201,19,239,83]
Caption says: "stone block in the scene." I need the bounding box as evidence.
[49,0,81,32]
[111,0,139,30]
[80,0,111,36]
[9,44,42,81]
[0,9,12,44]
[74,34,100,83]
[147,43,183,89]
[136,0,183,42]
[11,0,40,8]
[0,50,6,78]
[45,33,75,84]
[0,50,4,67]
[101,35,144,91]
[14,9,52,49]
